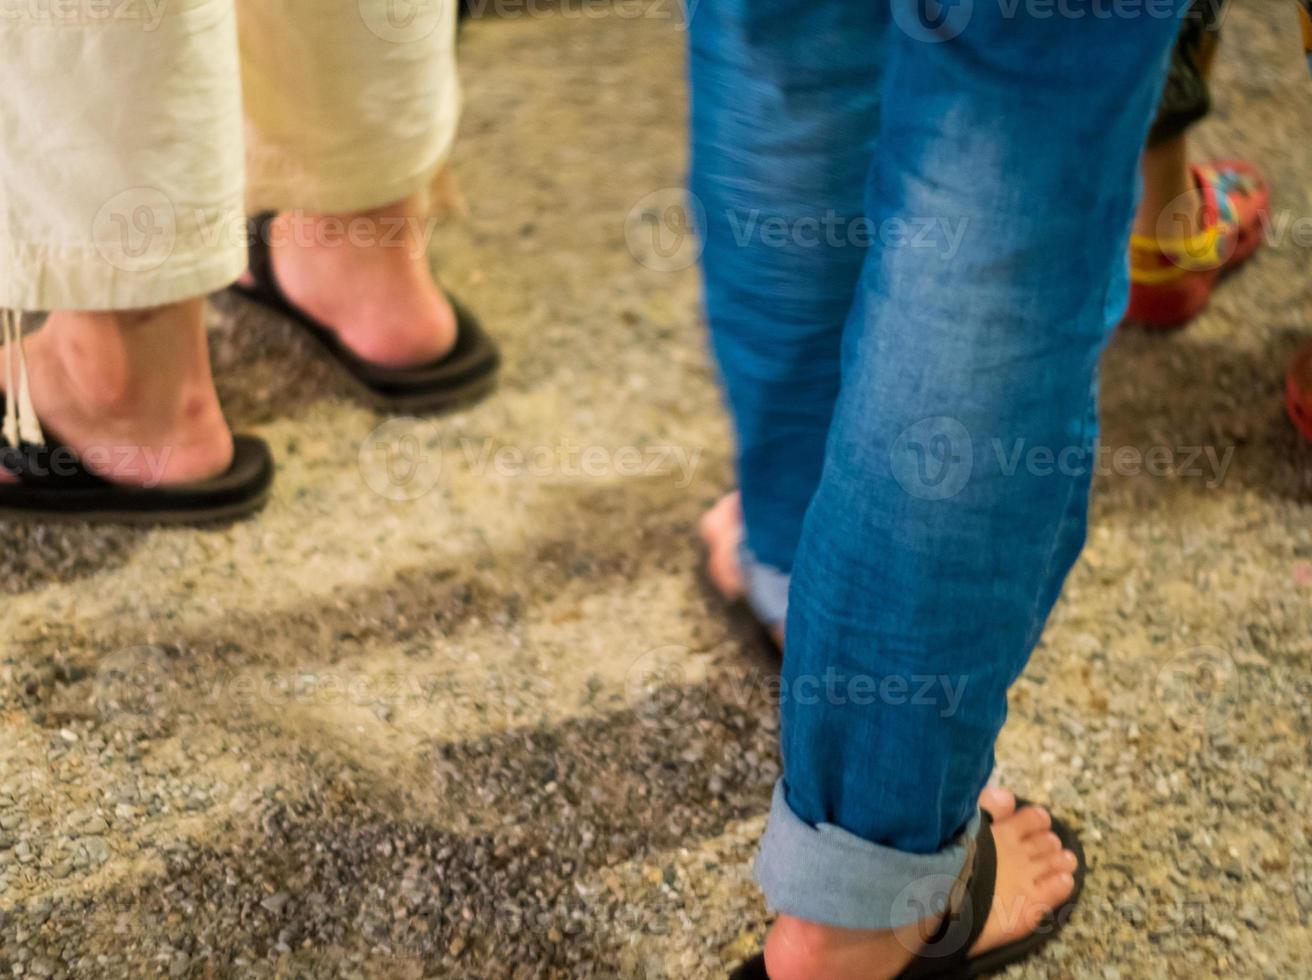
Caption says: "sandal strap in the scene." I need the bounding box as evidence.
[897,811,997,979]
[245,212,280,300]
[2,309,44,450]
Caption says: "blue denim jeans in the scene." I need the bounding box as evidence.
[690,0,1183,929]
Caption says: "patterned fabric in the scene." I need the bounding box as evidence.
[1150,1,1312,144]
[1148,0,1226,145]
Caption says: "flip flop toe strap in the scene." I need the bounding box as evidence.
[897,813,997,979]
[245,213,277,297]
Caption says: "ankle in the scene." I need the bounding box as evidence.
[763,915,921,980]
[270,196,429,267]
[40,301,217,421]
[262,196,456,369]
[1134,136,1204,241]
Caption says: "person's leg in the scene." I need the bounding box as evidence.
[689,0,885,630]
[755,4,1183,976]
[1134,0,1224,242]
[1135,132,1203,242]
[1126,0,1270,329]
[11,303,233,485]
[236,0,463,369]
[0,0,247,485]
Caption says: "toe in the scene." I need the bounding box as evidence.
[1025,831,1063,860]
[1031,867,1078,911]
[1040,849,1080,878]
[1008,805,1053,837]
[978,786,1016,821]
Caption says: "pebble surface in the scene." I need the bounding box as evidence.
[2,2,1311,977]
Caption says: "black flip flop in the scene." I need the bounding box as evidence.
[730,801,1087,980]
[0,433,274,525]
[230,212,500,414]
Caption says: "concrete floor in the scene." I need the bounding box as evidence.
[2,1,1311,977]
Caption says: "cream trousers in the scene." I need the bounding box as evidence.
[0,0,459,311]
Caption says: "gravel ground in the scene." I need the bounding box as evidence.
[3,3,1312,978]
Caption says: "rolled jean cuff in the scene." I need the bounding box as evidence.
[739,544,789,628]
[754,781,981,931]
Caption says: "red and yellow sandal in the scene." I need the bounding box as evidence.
[1124,159,1270,330]
[1285,342,1312,443]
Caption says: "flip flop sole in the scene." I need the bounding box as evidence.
[274,306,501,414]
[0,435,274,526]
[229,216,501,416]
[0,489,270,526]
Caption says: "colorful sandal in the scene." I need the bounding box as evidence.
[1285,340,1312,443]
[231,213,500,414]
[729,800,1087,980]
[1125,159,1269,330]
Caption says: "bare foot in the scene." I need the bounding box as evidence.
[0,302,233,487]
[698,491,786,647]
[762,787,1078,980]
[245,196,457,369]
[699,490,746,600]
